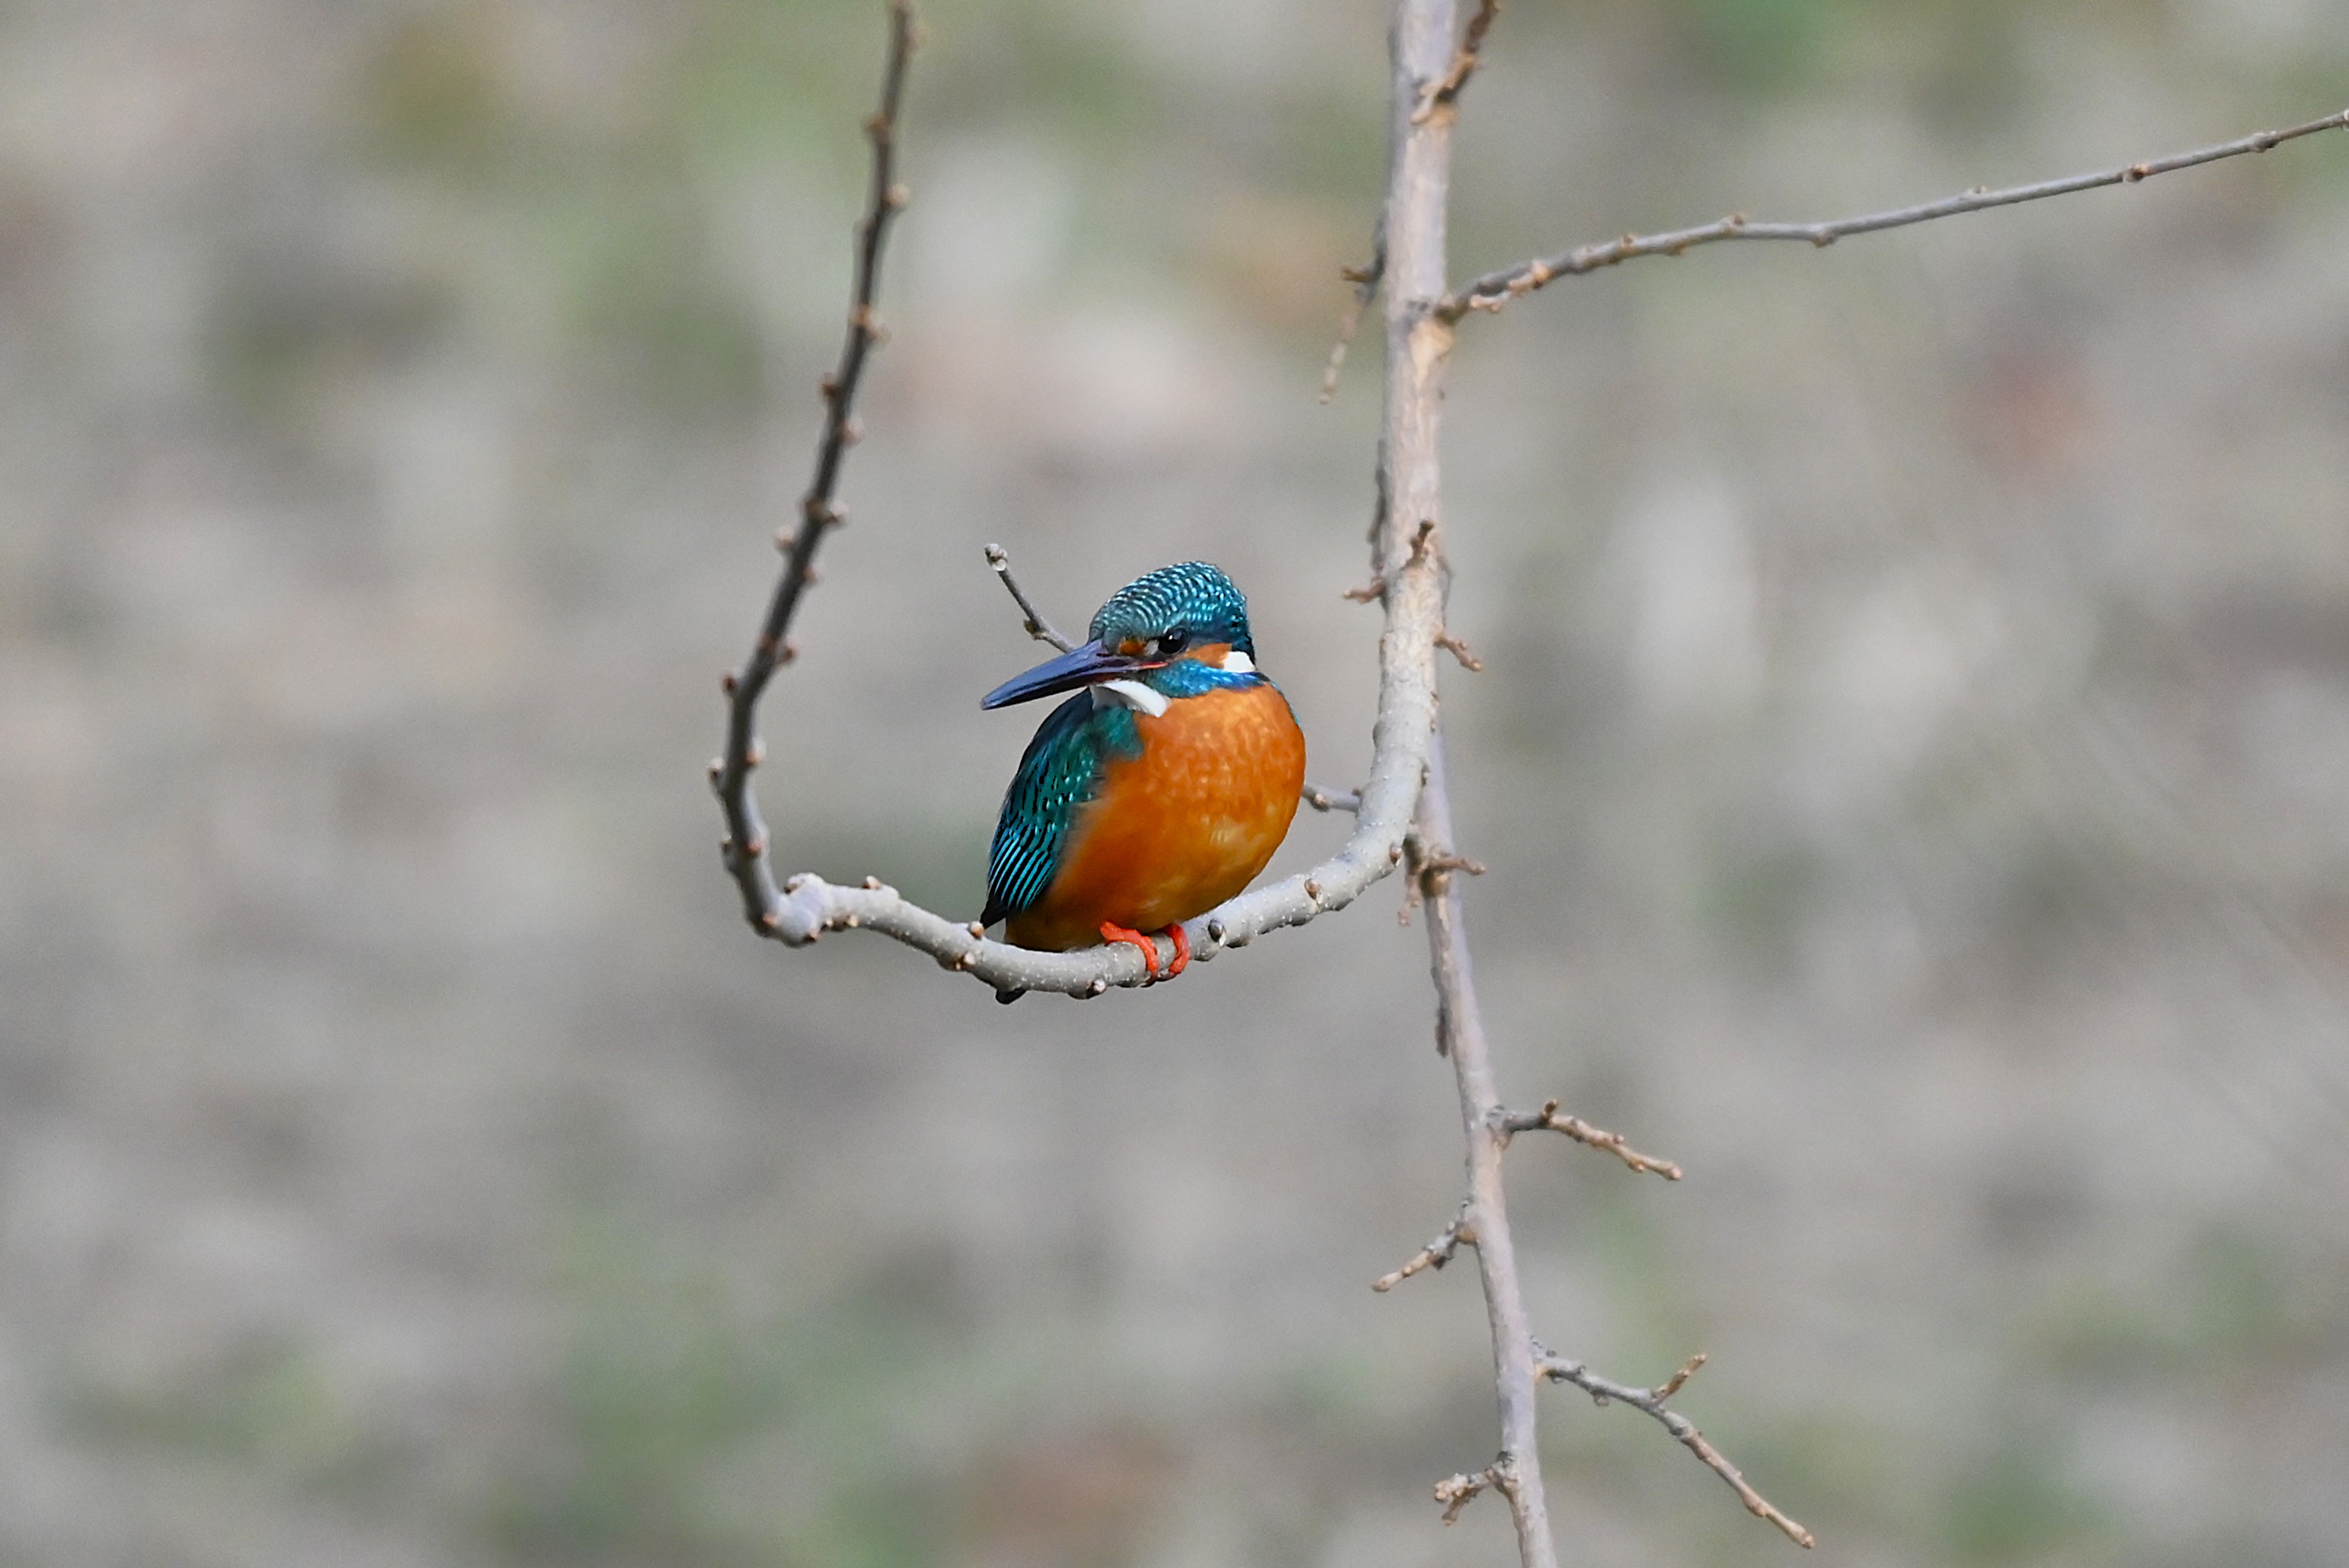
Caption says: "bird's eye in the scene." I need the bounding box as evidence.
[1150,631,1189,660]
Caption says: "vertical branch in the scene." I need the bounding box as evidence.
[1380,2,1560,1565]
[1418,741,1560,1567]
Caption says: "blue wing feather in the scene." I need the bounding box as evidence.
[982,694,1140,926]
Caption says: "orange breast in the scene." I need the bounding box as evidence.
[1006,682,1307,952]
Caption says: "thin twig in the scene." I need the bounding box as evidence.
[1374,1203,1474,1291]
[716,1,917,930]
[1535,1348,1815,1549]
[1319,235,1385,403]
[1413,0,1499,125]
[1443,106,2349,319]
[1498,1099,1682,1180]
[983,542,1076,651]
[1304,783,1363,813]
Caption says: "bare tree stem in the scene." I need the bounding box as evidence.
[1445,105,2349,318]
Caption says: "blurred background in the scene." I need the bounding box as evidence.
[3,1,2347,1564]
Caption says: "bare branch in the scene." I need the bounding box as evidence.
[982,542,1077,652]
[714,7,1450,1001]
[1444,105,2349,319]
[1413,0,1499,126]
[1416,738,1561,1563]
[1498,1099,1682,1180]
[1374,1202,1474,1291]
[717,0,917,933]
[1535,1348,1815,1549]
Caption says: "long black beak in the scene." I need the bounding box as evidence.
[981,639,1152,709]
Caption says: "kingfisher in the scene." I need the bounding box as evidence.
[980,562,1306,981]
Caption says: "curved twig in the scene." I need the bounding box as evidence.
[1497,1099,1681,1180]
[1535,1348,1815,1548]
[716,1,917,935]
[713,4,1442,1000]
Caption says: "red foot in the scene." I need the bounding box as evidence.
[1097,920,1189,980]
[1099,920,1160,976]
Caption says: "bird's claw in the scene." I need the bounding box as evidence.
[1099,921,1189,981]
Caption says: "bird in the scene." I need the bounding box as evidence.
[979,562,1306,983]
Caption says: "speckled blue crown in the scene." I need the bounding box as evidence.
[1087,562,1253,655]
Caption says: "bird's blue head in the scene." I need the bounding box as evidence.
[1087,562,1253,661]
[981,562,1260,711]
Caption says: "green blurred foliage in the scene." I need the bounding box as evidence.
[485,1221,962,1567]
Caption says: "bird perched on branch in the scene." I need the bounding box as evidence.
[981,562,1306,981]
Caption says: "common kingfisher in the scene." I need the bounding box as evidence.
[980,562,1307,980]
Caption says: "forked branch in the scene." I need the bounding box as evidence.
[1536,1347,1816,1549]
[1444,106,2349,318]
[1498,1099,1682,1180]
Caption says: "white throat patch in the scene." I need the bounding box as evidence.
[1219,648,1254,674]
[1091,679,1170,718]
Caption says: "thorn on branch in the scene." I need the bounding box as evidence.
[1400,835,1486,926]
[1408,517,1439,560]
[1343,574,1387,603]
[1374,1205,1474,1291]
[1435,630,1483,670]
[1412,0,1500,126]
[1654,1352,1706,1400]
[1302,782,1362,813]
[1534,1346,1814,1548]
[1499,1098,1682,1180]
[1432,1453,1519,1525]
